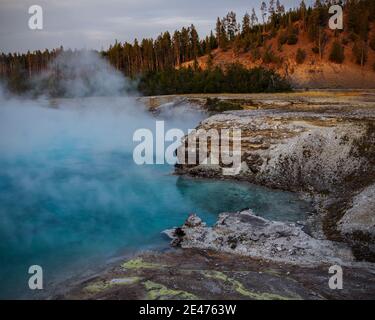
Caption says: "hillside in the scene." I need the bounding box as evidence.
[181,22,375,89]
[2,0,375,94]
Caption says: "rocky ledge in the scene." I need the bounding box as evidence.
[175,104,375,261]
[61,248,375,300]
[60,210,375,300]
[164,211,355,266]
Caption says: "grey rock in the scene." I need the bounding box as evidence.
[338,184,375,259]
[338,184,375,237]
[165,211,355,266]
[184,214,206,228]
[176,110,375,196]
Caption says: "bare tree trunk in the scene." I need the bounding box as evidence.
[319,28,322,60]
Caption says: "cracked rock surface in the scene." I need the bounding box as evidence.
[164,211,356,266]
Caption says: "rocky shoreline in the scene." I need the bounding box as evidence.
[61,248,375,300]
[174,97,375,262]
[62,91,375,299]
[164,211,355,267]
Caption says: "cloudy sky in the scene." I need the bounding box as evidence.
[0,0,313,53]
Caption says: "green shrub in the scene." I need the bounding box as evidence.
[329,41,345,64]
[285,24,299,45]
[205,98,243,112]
[296,49,307,64]
[312,46,319,54]
[138,64,292,95]
[262,48,280,64]
[287,33,298,45]
[278,32,288,46]
[251,48,261,61]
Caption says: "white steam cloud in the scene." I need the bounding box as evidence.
[0,50,205,161]
[0,51,207,299]
[31,50,135,98]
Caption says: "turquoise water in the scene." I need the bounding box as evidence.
[0,98,311,299]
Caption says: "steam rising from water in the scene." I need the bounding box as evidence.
[0,51,203,155]
[32,50,134,97]
[0,52,207,298]
[0,52,309,299]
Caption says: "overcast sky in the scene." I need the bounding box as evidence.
[0,0,313,53]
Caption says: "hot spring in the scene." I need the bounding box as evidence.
[0,96,311,299]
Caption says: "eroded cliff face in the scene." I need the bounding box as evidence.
[174,103,375,261]
[177,111,374,192]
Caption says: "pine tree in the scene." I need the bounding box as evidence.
[180,27,190,62]
[215,18,222,47]
[242,13,251,36]
[216,17,229,50]
[268,0,275,18]
[276,0,284,15]
[261,2,268,31]
[251,8,259,27]
[299,0,307,30]
[329,40,345,64]
[209,31,217,50]
[190,25,200,60]
[226,12,238,41]
[172,31,181,66]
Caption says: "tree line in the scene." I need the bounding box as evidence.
[1,0,375,95]
[138,64,291,95]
